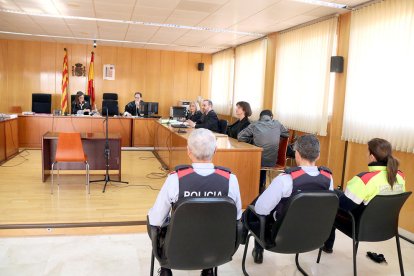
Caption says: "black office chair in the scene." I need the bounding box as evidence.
[218,119,228,134]
[147,197,243,276]
[242,191,339,276]
[102,100,119,116]
[103,93,118,101]
[317,192,412,276]
[70,95,92,110]
[32,93,52,113]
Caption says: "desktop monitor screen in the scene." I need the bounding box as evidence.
[172,106,187,118]
[140,102,159,116]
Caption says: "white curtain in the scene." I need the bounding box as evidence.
[211,49,234,116]
[273,17,337,135]
[342,0,414,152]
[234,39,267,121]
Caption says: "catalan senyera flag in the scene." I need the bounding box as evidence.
[87,51,95,106]
[60,48,69,113]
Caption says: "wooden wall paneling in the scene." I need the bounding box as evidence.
[187,53,202,101]
[68,44,88,97]
[173,52,189,104]
[40,42,57,110]
[52,116,91,133]
[159,51,175,117]
[200,54,212,100]
[132,119,156,147]
[326,13,351,187]
[115,47,132,111]
[145,50,161,105]
[129,48,147,109]
[23,41,42,112]
[7,41,27,111]
[0,40,7,113]
[101,46,118,103]
[18,116,53,148]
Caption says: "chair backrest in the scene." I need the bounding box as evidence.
[32,93,52,113]
[357,192,411,242]
[55,133,86,162]
[276,136,289,168]
[103,93,118,100]
[163,197,237,270]
[218,119,228,134]
[102,100,119,116]
[271,191,338,254]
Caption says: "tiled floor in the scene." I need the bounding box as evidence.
[0,231,413,276]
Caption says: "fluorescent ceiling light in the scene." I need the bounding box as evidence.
[0,30,225,51]
[0,8,264,37]
[294,0,348,9]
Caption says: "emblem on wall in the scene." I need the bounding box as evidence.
[72,63,86,77]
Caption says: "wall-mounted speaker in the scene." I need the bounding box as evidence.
[197,62,204,71]
[330,56,344,73]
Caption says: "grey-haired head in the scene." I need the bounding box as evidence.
[293,134,320,162]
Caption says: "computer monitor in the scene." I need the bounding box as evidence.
[171,106,187,119]
[140,102,159,117]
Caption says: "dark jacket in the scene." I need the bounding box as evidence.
[227,117,250,139]
[71,101,91,114]
[186,110,203,123]
[238,115,289,167]
[124,101,140,116]
[195,110,219,132]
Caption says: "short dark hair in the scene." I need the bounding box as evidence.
[236,101,252,117]
[293,134,320,162]
[76,91,84,96]
[259,109,273,119]
[134,92,142,98]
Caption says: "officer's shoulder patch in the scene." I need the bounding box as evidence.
[284,167,301,174]
[214,166,231,173]
[318,166,332,174]
[174,165,192,171]
[357,171,381,184]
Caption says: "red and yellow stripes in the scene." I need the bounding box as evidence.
[60,48,69,113]
[87,52,95,106]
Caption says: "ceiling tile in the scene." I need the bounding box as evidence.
[149,28,188,44]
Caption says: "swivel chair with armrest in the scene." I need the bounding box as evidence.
[242,191,339,276]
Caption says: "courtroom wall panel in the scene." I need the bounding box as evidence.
[0,39,212,116]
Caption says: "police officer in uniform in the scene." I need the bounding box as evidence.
[148,128,242,276]
[245,134,334,264]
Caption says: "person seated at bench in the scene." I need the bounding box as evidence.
[148,128,242,276]
[244,134,333,264]
[322,138,406,253]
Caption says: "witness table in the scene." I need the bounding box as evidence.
[41,132,122,182]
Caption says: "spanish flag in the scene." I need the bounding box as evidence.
[60,48,69,113]
[87,51,95,106]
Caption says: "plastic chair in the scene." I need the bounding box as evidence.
[317,192,412,276]
[242,191,339,276]
[51,133,90,194]
[261,136,289,185]
[147,197,243,276]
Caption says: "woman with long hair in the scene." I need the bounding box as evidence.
[323,138,406,253]
[227,101,252,139]
[71,91,91,114]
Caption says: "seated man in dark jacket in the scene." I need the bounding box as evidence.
[187,99,219,133]
[124,92,142,116]
[244,134,334,264]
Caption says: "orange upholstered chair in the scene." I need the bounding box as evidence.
[51,133,90,194]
